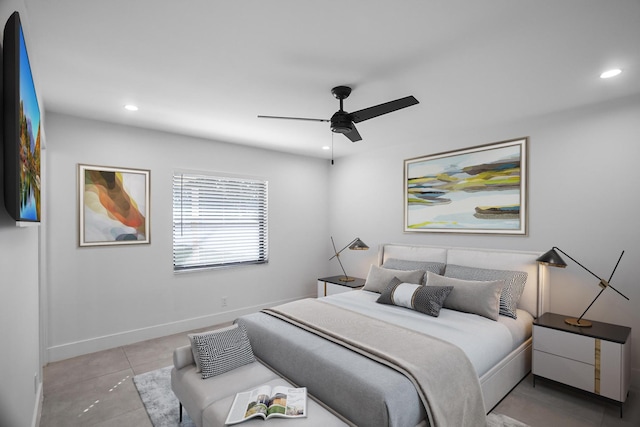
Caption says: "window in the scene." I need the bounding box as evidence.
[173,172,268,272]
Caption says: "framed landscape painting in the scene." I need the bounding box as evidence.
[404,137,527,235]
[79,164,150,246]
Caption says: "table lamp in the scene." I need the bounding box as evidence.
[329,237,369,282]
[536,246,628,327]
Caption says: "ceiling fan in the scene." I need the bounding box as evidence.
[258,86,419,142]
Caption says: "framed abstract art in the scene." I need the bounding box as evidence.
[79,164,150,246]
[404,137,527,235]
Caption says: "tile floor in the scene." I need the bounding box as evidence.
[39,323,229,427]
[494,375,639,427]
[40,325,639,427]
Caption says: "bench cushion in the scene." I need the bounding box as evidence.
[203,378,350,427]
[171,361,279,427]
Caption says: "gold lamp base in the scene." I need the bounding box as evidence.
[339,276,355,282]
[565,317,592,327]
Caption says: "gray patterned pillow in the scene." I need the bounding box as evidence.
[191,324,256,379]
[377,277,452,317]
[382,258,446,284]
[444,264,527,319]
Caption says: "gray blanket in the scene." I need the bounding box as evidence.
[263,299,486,427]
[237,312,424,426]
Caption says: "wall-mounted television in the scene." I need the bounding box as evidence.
[3,11,41,224]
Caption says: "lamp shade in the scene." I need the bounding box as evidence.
[536,248,567,268]
[348,238,369,251]
[329,237,369,282]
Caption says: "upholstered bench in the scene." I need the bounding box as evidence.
[203,377,350,426]
[170,324,349,427]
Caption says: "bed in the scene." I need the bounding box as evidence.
[236,244,549,427]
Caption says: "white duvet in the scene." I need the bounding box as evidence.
[323,290,533,377]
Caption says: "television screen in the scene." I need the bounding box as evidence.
[3,11,41,223]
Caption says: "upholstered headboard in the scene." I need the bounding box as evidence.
[377,243,548,317]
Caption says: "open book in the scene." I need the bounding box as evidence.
[225,384,307,425]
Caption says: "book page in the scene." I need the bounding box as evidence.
[267,386,307,418]
[225,391,253,425]
[244,385,272,418]
[225,385,272,425]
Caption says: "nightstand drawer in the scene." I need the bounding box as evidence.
[533,350,594,392]
[533,326,594,365]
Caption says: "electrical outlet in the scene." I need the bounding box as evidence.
[221,296,228,307]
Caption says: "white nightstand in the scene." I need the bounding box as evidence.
[317,275,365,297]
[532,312,631,417]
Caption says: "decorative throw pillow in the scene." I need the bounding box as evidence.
[444,265,528,319]
[426,271,505,321]
[190,323,256,379]
[377,277,452,317]
[188,324,240,373]
[381,258,446,284]
[363,264,424,293]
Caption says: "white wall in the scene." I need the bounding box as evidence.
[44,113,330,361]
[0,1,44,426]
[0,222,41,427]
[327,94,640,386]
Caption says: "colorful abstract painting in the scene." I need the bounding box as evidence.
[79,165,150,246]
[404,138,527,235]
[18,26,42,221]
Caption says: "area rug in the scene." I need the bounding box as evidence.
[134,366,529,427]
[134,366,195,427]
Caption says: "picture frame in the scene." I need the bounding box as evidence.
[79,164,150,246]
[404,137,527,235]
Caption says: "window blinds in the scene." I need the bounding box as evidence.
[173,172,268,271]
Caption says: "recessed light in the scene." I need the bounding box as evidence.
[322,146,330,150]
[600,69,622,79]
[124,104,139,111]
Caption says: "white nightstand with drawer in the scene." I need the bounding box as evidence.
[532,312,631,417]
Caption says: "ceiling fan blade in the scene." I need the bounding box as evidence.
[344,123,362,142]
[257,115,329,123]
[350,96,419,123]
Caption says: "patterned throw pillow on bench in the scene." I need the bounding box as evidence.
[189,324,256,379]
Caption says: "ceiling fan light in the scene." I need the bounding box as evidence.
[330,112,352,134]
[331,124,351,134]
[600,68,622,79]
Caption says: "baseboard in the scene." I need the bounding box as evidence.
[46,295,312,363]
[31,381,42,427]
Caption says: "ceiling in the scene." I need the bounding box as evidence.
[22,0,640,159]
